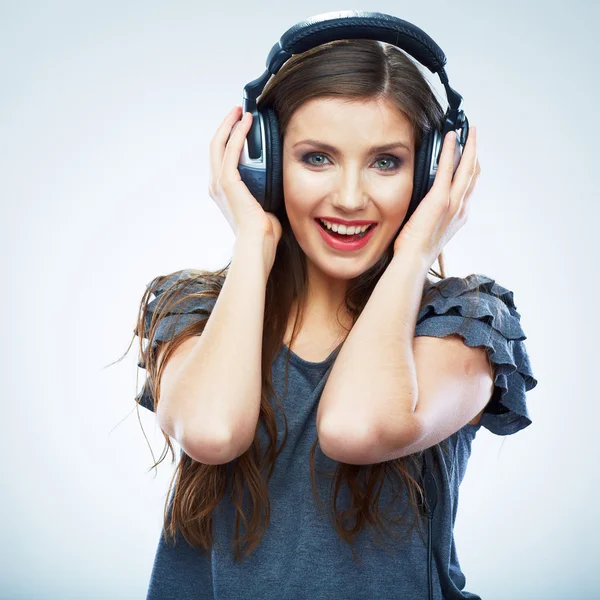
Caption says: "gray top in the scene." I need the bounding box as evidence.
[136,271,538,599]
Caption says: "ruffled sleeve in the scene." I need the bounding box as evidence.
[135,269,217,412]
[414,273,538,435]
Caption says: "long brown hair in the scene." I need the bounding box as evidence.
[124,39,492,565]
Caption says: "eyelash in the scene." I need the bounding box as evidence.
[301,152,403,172]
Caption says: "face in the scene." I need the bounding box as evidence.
[282,97,415,294]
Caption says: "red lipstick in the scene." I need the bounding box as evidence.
[315,216,377,226]
[314,218,378,252]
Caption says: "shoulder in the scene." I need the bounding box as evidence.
[422,273,517,307]
[418,273,538,436]
[145,268,221,296]
[139,269,223,348]
[418,273,523,335]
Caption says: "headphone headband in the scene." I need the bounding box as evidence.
[268,11,447,76]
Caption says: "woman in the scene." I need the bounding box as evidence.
[131,18,537,600]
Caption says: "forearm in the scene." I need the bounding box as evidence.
[161,233,269,458]
[317,254,429,453]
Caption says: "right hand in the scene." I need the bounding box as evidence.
[209,106,283,253]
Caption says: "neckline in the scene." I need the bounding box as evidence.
[279,342,343,368]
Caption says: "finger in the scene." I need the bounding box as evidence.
[449,126,478,205]
[209,106,242,173]
[432,130,459,193]
[209,106,243,179]
[221,111,253,181]
[461,156,481,212]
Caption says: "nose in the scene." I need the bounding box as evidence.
[329,169,369,213]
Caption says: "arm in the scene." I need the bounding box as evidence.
[317,255,494,465]
[316,254,427,463]
[157,233,269,464]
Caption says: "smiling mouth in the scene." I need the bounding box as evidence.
[314,219,376,241]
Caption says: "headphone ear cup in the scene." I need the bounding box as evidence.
[262,106,284,216]
[396,128,436,234]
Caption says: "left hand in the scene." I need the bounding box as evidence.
[393,126,481,270]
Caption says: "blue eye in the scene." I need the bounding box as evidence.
[301,152,402,172]
[373,156,402,171]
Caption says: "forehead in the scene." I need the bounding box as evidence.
[285,97,413,146]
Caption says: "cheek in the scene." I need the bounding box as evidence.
[283,167,323,225]
[283,165,324,201]
[377,183,414,221]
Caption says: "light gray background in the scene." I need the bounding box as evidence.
[1,1,596,598]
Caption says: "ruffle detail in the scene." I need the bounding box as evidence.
[414,274,538,436]
[134,270,217,412]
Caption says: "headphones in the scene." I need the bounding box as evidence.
[235,11,466,598]
[236,10,470,239]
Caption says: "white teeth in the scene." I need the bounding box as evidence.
[318,218,373,235]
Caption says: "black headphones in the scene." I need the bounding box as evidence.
[237,9,470,240]
[235,11,466,598]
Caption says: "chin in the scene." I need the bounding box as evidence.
[316,261,363,280]
[305,244,386,281]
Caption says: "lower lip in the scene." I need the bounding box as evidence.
[315,220,378,251]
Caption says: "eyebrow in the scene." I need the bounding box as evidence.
[292,139,411,153]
